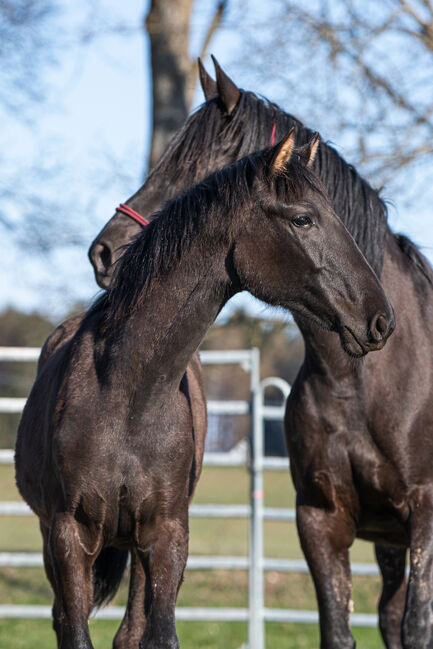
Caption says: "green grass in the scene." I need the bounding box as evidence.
[0,620,385,649]
[0,465,384,648]
[0,619,385,649]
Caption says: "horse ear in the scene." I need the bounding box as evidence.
[198,58,218,101]
[297,133,320,167]
[211,55,241,114]
[270,128,296,175]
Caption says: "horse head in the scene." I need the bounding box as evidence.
[234,131,395,356]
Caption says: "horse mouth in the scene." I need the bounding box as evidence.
[339,326,367,358]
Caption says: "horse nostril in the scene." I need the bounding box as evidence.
[99,244,112,269]
[89,242,114,289]
[370,313,388,342]
[376,314,388,335]
[90,242,112,273]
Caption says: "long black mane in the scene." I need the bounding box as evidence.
[93,151,327,328]
[146,89,408,277]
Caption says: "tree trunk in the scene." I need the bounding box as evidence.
[145,0,195,172]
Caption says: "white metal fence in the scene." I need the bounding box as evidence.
[0,346,378,648]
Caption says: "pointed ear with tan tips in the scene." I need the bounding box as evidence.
[198,58,218,101]
[297,133,320,168]
[211,55,241,114]
[271,127,296,175]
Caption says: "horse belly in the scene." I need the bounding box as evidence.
[357,505,409,547]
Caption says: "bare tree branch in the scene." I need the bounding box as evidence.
[199,0,228,62]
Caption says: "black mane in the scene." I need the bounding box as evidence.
[147,91,282,188]
[146,89,402,277]
[92,151,327,328]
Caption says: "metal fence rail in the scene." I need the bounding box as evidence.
[0,347,380,647]
[0,551,382,575]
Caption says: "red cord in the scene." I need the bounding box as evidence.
[117,203,150,227]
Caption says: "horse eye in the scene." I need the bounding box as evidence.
[292,214,314,229]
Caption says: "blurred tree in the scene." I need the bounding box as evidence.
[146,0,227,169]
[0,1,228,250]
[231,0,433,197]
[0,0,58,116]
[0,1,123,245]
[0,0,60,233]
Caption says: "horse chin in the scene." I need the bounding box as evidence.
[290,307,333,334]
[339,326,367,358]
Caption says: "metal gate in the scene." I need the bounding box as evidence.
[0,346,378,648]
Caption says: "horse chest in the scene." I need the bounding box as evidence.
[286,381,411,545]
[113,472,190,546]
[286,381,360,487]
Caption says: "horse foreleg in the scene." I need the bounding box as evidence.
[48,512,99,649]
[137,517,189,649]
[375,544,407,649]
[41,522,64,647]
[297,502,356,649]
[402,492,433,649]
[113,549,146,649]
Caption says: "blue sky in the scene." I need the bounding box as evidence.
[2,0,433,323]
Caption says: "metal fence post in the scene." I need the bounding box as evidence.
[248,347,265,649]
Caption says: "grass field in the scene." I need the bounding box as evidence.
[0,464,385,648]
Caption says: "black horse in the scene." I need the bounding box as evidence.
[89,60,433,649]
[15,135,393,649]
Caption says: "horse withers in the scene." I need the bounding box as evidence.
[15,133,393,649]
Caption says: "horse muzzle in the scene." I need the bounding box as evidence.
[339,308,396,358]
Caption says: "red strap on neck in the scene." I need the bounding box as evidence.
[117,203,150,227]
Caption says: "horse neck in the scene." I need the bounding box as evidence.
[109,242,232,405]
[297,322,362,385]
[377,232,433,345]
